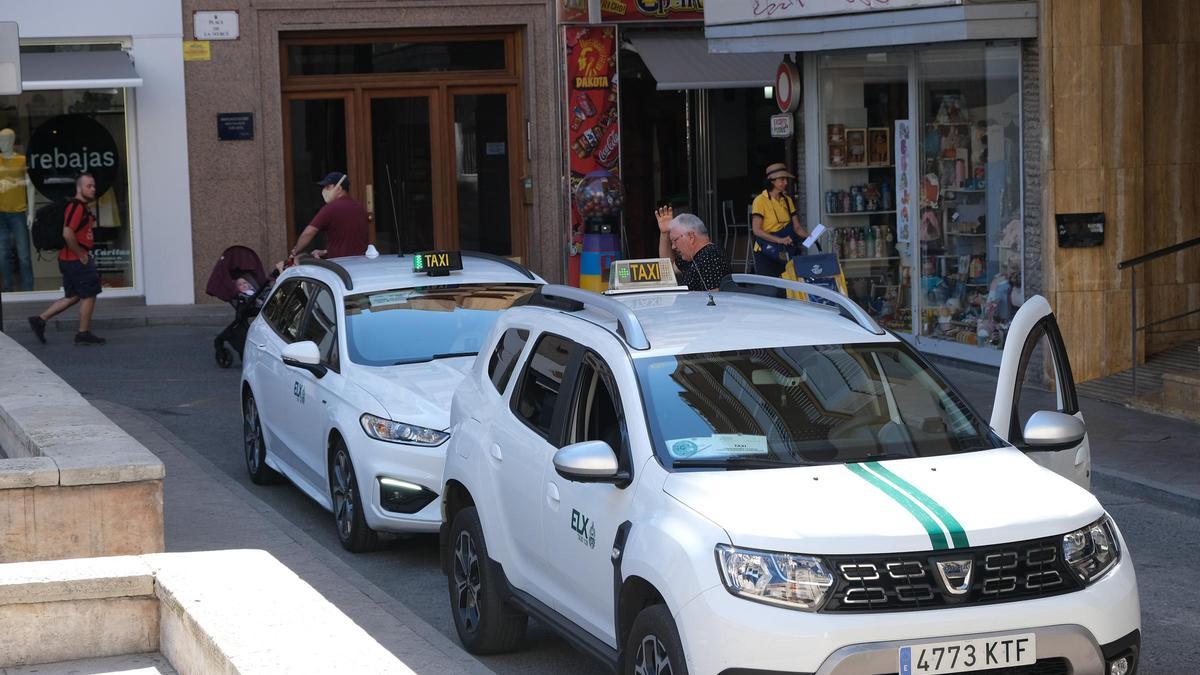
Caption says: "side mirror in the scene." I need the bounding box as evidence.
[282,341,327,378]
[553,441,630,487]
[1022,410,1085,451]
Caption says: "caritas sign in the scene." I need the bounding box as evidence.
[705,0,962,26]
[27,114,119,201]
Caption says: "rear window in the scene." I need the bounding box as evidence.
[344,284,538,366]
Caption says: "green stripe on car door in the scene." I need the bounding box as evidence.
[845,462,949,550]
[866,461,970,549]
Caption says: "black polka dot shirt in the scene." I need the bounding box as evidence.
[678,242,731,291]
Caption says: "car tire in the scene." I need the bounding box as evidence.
[448,506,528,654]
[242,391,279,485]
[624,604,688,675]
[330,439,379,552]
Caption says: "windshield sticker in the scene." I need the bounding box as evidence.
[571,509,596,549]
[666,435,769,459]
[368,292,408,309]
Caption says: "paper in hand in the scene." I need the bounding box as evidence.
[803,224,827,250]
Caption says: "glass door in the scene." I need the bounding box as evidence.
[449,88,519,256]
[285,93,354,247]
[366,91,439,255]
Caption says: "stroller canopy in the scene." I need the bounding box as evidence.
[205,245,269,303]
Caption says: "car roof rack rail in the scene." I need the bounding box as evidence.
[298,257,354,290]
[724,274,885,336]
[528,284,651,350]
[461,251,537,281]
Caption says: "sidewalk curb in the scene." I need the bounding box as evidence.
[93,399,494,675]
[1093,467,1200,515]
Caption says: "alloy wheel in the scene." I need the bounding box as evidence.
[332,449,357,540]
[243,396,261,474]
[634,634,673,675]
[453,530,482,633]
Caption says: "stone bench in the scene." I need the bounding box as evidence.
[0,550,415,673]
[0,331,164,563]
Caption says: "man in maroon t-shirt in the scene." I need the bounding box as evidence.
[289,171,369,260]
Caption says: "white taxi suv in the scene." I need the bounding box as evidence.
[439,261,1140,675]
[240,250,542,551]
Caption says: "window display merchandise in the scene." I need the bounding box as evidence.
[816,42,1024,356]
[817,51,909,333]
[0,87,133,293]
[917,42,1022,350]
[0,128,33,291]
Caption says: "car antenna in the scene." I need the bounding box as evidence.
[384,162,404,257]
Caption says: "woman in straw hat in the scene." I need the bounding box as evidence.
[751,163,809,277]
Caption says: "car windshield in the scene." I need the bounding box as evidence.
[344,283,539,366]
[634,342,998,469]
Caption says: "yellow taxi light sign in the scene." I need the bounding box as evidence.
[412,251,463,276]
[608,258,679,293]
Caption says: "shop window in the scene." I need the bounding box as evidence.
[917,42,1022,351]
[286,40,506,77]
[817,50,911,333]
[0,48,133,293]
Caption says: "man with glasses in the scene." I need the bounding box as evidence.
[655,206,730,292]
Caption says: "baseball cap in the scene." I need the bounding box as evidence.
[316,171,350,191]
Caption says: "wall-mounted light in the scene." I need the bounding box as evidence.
[763,85,774,100]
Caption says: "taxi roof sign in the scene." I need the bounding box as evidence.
[606,258,685,294]
[412,251,463,277]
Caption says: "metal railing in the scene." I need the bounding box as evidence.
[1117,236,1200,395]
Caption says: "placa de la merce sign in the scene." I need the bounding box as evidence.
[705,0,962,26]
[194,11,239,40]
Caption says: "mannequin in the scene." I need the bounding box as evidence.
[0,128,34,291]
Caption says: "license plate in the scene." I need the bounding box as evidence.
[898,634,1036,674]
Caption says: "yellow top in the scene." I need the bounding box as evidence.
[751,189,796,252]
[0,154,27,213]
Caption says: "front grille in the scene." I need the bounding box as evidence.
[822,535,1082,613]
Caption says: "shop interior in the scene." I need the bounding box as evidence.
[617,30,786,262]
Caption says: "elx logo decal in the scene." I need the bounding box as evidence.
[571,509,596,549]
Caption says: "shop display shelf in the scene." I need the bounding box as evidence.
[947,232,986,237]
[823,164,894,171]
[823,210,896,217]
[942,188,986,194]
[926,121,971,126]
[841,256,899,263]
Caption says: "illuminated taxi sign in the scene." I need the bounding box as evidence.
[607,258,683,294]
[412,251,463,277]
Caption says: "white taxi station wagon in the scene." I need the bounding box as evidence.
[240,250,543,551]
[439,260,1140,675]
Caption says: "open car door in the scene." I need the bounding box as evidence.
[990,295,1091,490]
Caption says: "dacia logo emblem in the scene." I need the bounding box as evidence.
[811,264,823,275]
[935,558,973,595]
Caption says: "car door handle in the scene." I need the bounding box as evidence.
[489,443,503,461]
[254,342,266,350]
[546,482,560,508]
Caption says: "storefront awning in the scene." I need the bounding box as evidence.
[20,51,143,91]
[704,1,1037,54]
[625,32,781,91]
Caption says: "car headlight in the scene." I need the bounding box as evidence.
[1062,515,1121,584]
[360,413,449,447]
[716,544,834,611]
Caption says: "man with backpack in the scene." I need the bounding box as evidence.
[27,173,106,346]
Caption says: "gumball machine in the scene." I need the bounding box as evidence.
[574,169,624,291]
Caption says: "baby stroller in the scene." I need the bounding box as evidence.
[205,245,273,368]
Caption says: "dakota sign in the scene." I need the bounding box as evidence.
[704,0,962,26]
